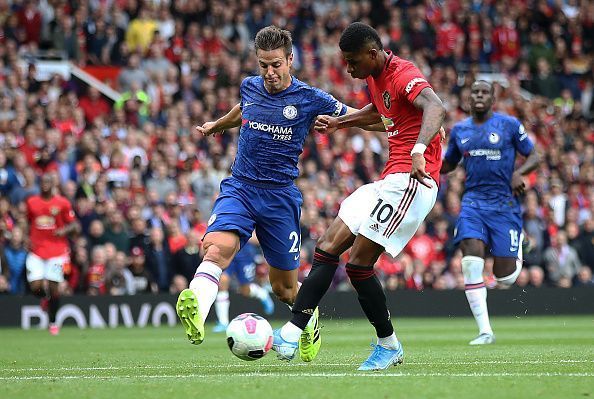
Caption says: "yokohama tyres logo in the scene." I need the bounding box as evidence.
[248,121,293,135]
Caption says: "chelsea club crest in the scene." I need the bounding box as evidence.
[283,105,298,120]
[489,132,500,144]
[383,91,391,109]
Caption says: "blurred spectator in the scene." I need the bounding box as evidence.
[129,246,158,294]
[169,274,188,295]
[79,86,111,124]
[528,265,547,288]
[575,266,594,287]
[118,54,150,91]
[172,229,202,284]
[145,226,171,292]
[574,219,594,270]
[147,163,176,202]
[3,226,27,295]
[103,210,130,253]
[18,0,42,45]
[87,245,107,295]
[405,222,435,267]
[125,7,157,54]
[106,251,135,295]
[543,231,582,286]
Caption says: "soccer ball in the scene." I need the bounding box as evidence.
[226,313,273,361]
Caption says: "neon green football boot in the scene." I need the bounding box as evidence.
[176,289,204,345]
[299,307,321,362]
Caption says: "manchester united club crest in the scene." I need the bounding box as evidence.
[383,91,391,109]
[50,207,60,216]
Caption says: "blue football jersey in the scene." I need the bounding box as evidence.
[444,112,534,211]
[232,76,346,185]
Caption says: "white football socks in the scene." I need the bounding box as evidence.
[189,261,223,324]
[214,290,230,326]
[377,333,400,350]
[279,282,307,343]
[462,256,493,335]
[280,322,303,343]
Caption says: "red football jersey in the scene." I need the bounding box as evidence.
[366,52,442,181]
[26,195,75,259]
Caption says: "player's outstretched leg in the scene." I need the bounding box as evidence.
[178,260,224,344]
[177,288,204,344]
[299,307,321,362]
[273,305,321,362]
[345,263,404,370]
[283,247,341,362]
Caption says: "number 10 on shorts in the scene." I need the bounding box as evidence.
[370,198,394,223]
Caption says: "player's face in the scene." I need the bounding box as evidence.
[470,82,494,113]
[342,46,378,79]
[257,48,293,94]
[40,174,54,195]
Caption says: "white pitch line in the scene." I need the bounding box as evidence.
[2,372,594,381]
[5,359,593,372]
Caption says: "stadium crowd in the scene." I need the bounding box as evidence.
[0,0,593,297]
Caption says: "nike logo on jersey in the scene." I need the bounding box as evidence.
[294,254,299,261]
[461,138,470,144]
[243,102,255,107]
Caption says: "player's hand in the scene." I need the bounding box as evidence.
[196,121,222,137]
[54,227,67,237]
[314,115,339,134]
[410,153,433,188]
[439,126,446,142]
[511,172,526,196]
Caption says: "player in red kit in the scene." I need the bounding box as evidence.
[26,174,79,335]
[272,23,445,370]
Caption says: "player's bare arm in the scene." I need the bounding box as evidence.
[511,147,540,196]
[196,103,242,136]
[54,220,80,237]
[344,106,385,131]
[410,87,446,187]
[314,103,381,134]
[440,159,457,174]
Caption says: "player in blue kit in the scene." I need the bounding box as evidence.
[176,26,379,353]
[441,80,540,345]
[212,240,275,333]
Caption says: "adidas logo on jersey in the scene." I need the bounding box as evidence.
[369,223,380,232]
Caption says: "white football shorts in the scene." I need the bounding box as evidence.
[26,252,68,283]
[338,173,438,257]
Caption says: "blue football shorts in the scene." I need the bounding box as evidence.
[206,176,302,271]
[454,206,523,258]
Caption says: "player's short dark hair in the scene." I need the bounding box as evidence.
[339,22,383,53]
[255,26,292,57]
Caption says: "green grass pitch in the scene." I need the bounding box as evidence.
[2,316,593,399]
